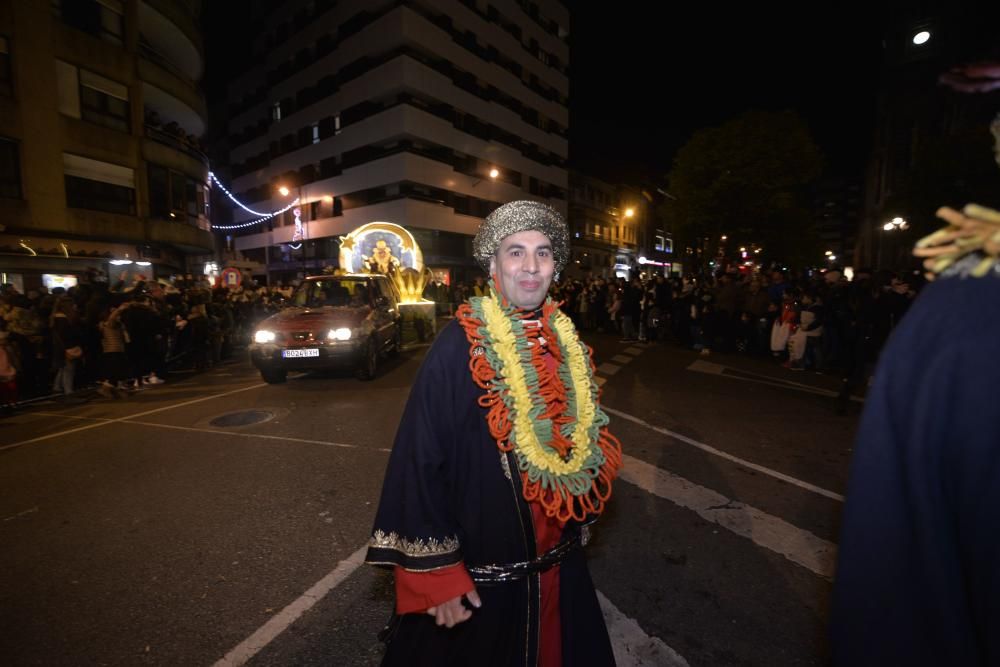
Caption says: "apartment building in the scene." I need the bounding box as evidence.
[0,0,212,292]
[221,0,569,284]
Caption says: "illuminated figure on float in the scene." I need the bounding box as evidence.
[338,222,432,304]
[364,240,401,275]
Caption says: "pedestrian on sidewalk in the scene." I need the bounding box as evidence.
[50,297,83,398]
[96,303,131,397]
[366,200,623,666]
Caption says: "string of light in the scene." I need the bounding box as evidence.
[212,198,300,230]
[208,170,300,231]
[209,171,278,217]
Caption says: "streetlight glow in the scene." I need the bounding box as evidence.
[489,168,499,179]
[278,186,290,197]
[625,208,635,218]
[912,31,930,45]
[883,222,895,231]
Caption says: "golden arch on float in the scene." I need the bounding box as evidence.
[338,221,424,274]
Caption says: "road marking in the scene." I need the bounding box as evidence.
[597,362,621,376]
[595,376,607,387]
[612,354,633,365]
[209,541,684,667]
[212,545,368,667]
[687,359,864,403]
[620,454,836,578]
[125,420,370,450]
[598,591,689,666]
[30,413,392,453]
[624,346,644,355]
[0,383,267,453]
[604,406,844,503]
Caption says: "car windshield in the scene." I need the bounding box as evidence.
[295,278,370,308]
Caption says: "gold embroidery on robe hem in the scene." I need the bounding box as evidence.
[369,529,460,557]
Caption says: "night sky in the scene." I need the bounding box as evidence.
[570,3,890,183]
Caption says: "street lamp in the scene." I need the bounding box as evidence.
[624,208,635,218]
[877,217,909,269]
[278,185,290,197]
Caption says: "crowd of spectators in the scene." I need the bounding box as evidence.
[547,266,922,410]
[0,265,921,413]
[0,274,297,406]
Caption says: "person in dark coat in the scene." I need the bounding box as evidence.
[831,203,1000,665]
[366,201,622,666]
[50,296,83,396]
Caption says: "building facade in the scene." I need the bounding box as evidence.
[567,172,674,280]
[859,0,996,270]
[812,177,861,266]
[221,0,569,285]
[0,0,212,292]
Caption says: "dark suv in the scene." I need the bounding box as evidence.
[249,274,402,383]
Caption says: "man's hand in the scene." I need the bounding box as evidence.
[426,590,482,628]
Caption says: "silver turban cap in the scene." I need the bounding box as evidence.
[473,200,569,274]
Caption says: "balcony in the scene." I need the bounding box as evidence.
[143,123,208,179]
[137,61,206,132]
[138,0,203,80]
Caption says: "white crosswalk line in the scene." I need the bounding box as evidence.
[599,591,689,666]
[612,354,633,364]
[597,362,622,375]
[619,454,836,578]
[624,347,644,355]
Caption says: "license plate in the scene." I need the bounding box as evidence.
[282,348,319,358]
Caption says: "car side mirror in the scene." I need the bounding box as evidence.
[375,295,389,308]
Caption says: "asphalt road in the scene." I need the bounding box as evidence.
[0,328,859,666]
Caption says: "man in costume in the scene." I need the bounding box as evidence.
[366,200,622,666]
[831,61,1000,665]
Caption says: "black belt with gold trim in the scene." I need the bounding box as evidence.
[467,536,581,585]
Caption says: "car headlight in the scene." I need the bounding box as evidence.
[327,327,352,341]
[254,330,276,343]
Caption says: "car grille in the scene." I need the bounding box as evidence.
[290,331,314,342]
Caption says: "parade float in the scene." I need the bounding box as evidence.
[336,221,437,343]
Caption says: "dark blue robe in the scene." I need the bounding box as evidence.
[366,319,615,666]
[832,265,1000,665]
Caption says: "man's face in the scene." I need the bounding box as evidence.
[489,230,555,310]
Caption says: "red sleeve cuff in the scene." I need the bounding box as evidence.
[394,563,475,615]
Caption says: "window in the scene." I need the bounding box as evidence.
[311,122,320,144]
[272,102,282,122]
[147,164,168,218]
[0,37,11,98]
[334,113,341,135]
[55,0,124,45]
[147,162,207,224]
[59,67,130,132]
[0,138,21,198]
[63,153,135,215]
